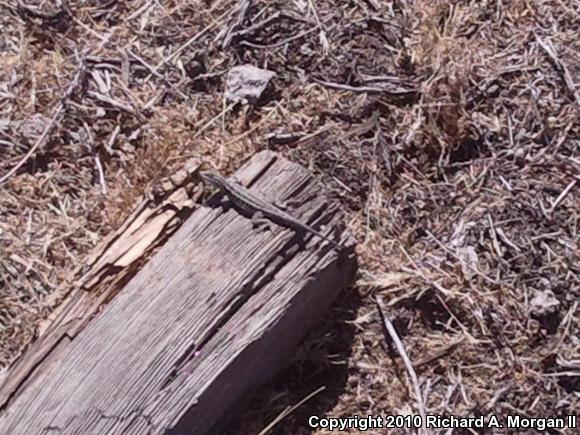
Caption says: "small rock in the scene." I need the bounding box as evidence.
[225,64,275,104]
[530,289,560,317]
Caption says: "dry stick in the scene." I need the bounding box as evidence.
[550,178,577,213]
[162,99,238,167]
[126,0,153,21]
[0,57,86,185]
[16,0,66,19]
[553,301,577,353]
[221,0,251,49]
[220,102,280,147]
[240,27,317,49]
[94,155,107,195]
[192,101,237,140]
[165,102,280,165]
[231,11,281,38]
[375,296,427,433]
[126,49,189,100]
[536,35,580,108]
[146,8,231,80]
[414,337,465,369]
[424,229,497,285]
[257,386,326,435]
[313,78,417,96]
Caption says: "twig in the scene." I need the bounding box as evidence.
[105,125,120,155]
[86,90,142,119]
[230,11,281,38]
[192,101,237,140]
[0,56,86,185]
[536,35,580,108]
[16,0,68,19]
[375,296,427,432]
[425,229,498,285]
[240,28,317,49]
[313,78,417,96]
[0,0,17,12]
[127,49,189,100]
[126,0,153,21]
[147,8,231,79]
[486,384,512,410]
[165,102,280,166]
[308,0,329,54]
[549,178,577,213]
[414,337,464,369]
[94,155,107,195]
[221,0,251,49]
[230,11,313,42]
[257,386,326,435]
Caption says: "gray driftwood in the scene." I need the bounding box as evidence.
[0,151,356,434]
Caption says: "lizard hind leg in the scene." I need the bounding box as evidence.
[251,211,275,234]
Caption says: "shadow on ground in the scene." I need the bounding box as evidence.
[224,287,363,435]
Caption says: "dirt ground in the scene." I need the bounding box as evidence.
[0,1,578,434]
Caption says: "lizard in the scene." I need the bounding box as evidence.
[200,171,338,247]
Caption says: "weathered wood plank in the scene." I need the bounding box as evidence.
[0,159,202,409]
[0,151,356,434]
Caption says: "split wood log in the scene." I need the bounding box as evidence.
[0,158,202,408]
[0,151,357,435]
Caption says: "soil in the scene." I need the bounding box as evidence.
[0,1,578,434]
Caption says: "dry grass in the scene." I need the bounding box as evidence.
[1,0,578,433]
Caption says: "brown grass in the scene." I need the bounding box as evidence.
[1,0,578,433]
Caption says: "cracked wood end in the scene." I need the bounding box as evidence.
[0,151,357,435]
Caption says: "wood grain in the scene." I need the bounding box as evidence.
[0,158,202,410]
[0,151,357,434]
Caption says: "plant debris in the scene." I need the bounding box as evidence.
[0,0,578,433]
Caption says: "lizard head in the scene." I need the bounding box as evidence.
[199,171,224,186]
